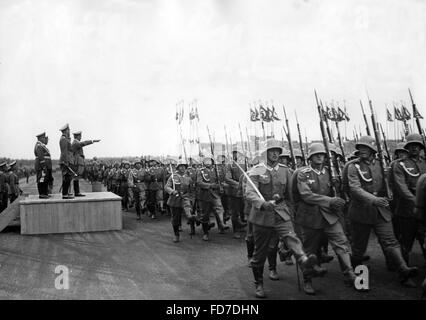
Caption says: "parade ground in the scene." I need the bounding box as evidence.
[0,172,424,300]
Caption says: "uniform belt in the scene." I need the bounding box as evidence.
[44,156,51,159]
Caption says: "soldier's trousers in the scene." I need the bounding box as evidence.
[393,216,426,262]
[199,198,225,227]
[267,231,279,271]
[132,187,146,216]
[119,183,129,209]
[351,217,401,264]
[302,222,351,263]
[228,196,244,231]
[251,213,305,269]
[60,166,73,196]
[36,181,49,197]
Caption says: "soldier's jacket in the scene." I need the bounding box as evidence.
[113,168,122,184]
[217,164,230,195]
[392,157,426,219]
[295,166,339,229]
[341,158,358,198]
[34,141,52,172]
[119,168,129,184]
[0,171,8,194]
[147,167,166,191]
[7,171,19,195]
[128,168,149,191]
[225,163,244,198]
[196,166,222,202]
[72,139,94,175]
[347,158,392,225]
[245,163,293,227]
[164,173,193,208]
[59,135,73,166]
[415,173,426,223]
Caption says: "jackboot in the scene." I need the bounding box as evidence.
[189,221,195,236]
[252,266,266,298]
[338,254,367,291]
[387,247,419,283]
[267,247,278,278]
[303,279,315,295]
[246,239,254,267]
[297,253,318,276]
[232,219,242,239]
[202,223,210,241]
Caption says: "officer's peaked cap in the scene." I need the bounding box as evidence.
[59,123,69,132]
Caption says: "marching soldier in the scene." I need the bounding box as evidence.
[295,143,358,295]
[34,132,52,199]
[146,160,166,219]
[245,139,318,298]
[415,174,426,299]
[392,133,426,272]
[347,136,419,287]
[119,161,131,210]
[278,151,292,168]
[196,157,229,241]
[59,124,76,199]
[71,131,101,196]
[164,161,196,242]
[0,162,9,212]
[128,159,149,220]
[294,149,304,168]
[7,161,21,203]
[225,151,247,239]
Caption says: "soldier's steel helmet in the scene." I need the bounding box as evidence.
[294,149,303,158]
[176,161,188,169]
[394,142,408,154]
[279,150,291,158]
[355,136,377,153]
[265,139,283,153]
[404,133,425,149]
[307,143,326,159]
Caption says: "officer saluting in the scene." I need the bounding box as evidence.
[34,132,52,199]
[71,131,100,197]
[59,124,76,199]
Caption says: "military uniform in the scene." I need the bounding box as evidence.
[128,162,149,219]
[245,140,317,298]
[392,134,426,263]
[34,133,52,198]
[7,161,20,203]
[295,143,356,293]
[0,162,9,212]
[225,162,246,238]
[146,161,166,218]
[119,162,131,210]
[164,165,195,241]
[59,124,75,198]
[196,161,228,240]
[347,136,418,284]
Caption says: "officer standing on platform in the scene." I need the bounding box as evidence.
[295,143,358,295]
[245,139,318,298]
[347,136,419,287]
[71,131,101,197]
[59,124,76,199]
[392,133,426,270]
[34,132,52,199]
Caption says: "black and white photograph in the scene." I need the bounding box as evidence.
[0,0,425,308]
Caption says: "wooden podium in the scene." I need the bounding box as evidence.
[19,192,122,235]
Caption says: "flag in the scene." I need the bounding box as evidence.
[259,106,268,122]
[189,108,196,120]
[195,107,200,120]
[394,107,403,121]
[270,106,280,121]
[386,108,393,122]
[401,105,411,120]
[250,108,257,122]
[338,107,350,121]
[413,104,423,119]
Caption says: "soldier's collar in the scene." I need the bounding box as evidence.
[309,165,325,175]
[265,162,279,171]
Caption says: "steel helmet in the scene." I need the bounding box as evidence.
[355,136,377,153]
[307,143,326,159]
[404,133,425,149]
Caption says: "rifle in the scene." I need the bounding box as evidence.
[283,105,296,169]
[245,127,253,160]
[179,129,188,164]
[224,125,230,161]
[295,111,307,166]
[238,123,248,170]
[360,100,371,136]
[380,123,391,163]
[367,95,392,199]
[408,88,426,146]
[315,90,340,197]
[206,126,224,194]
[334,119,347,163]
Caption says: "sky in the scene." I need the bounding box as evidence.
[1,0,425,159]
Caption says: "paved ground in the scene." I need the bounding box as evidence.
[0,173,425,300]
